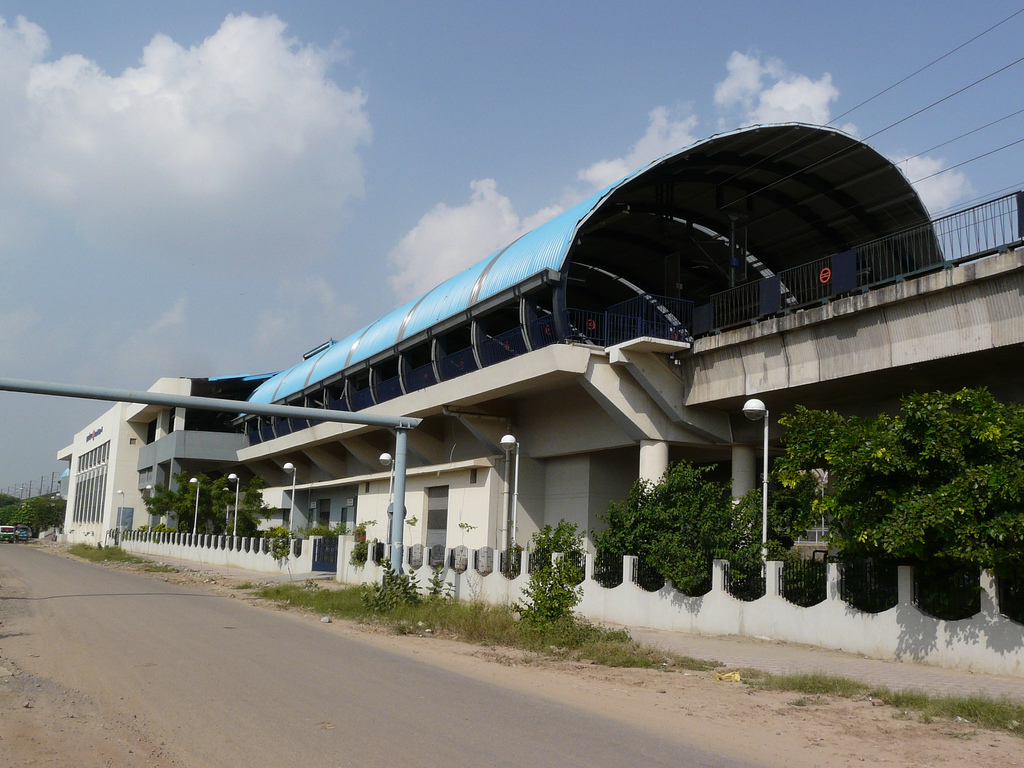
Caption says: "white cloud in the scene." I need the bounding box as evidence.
[388,107,700,302]
[578,106,699,188]
[891,154,974,214]
[714,51,844,129]
[388,178,563,301]
[0,13,371,268]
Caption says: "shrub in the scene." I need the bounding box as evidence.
[516,521,584,626]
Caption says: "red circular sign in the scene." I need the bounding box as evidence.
[819,267,832,284]
[586,318,596,330]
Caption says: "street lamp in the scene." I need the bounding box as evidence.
[742,398,769,560]
[189,477,200,536]
[500,434,519,552]
[379,453,395,544]
[228,473,241,537]
[145,484,155,527]
[283,462,297,534]
[116,489,125,539]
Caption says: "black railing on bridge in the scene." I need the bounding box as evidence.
[692,191,1023,336]
[565,293,693,348]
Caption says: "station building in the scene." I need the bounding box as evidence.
[60,123,946,549]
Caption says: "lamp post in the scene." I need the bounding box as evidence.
[742,398,770,560]
[189,477,200,536]
[499,434,519,552]
[283,462,297,534]
[379,453,395,545]
[145,484,154,527]
[228,473,240,537]
[116,489,125,539]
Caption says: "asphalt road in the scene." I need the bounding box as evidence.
[0,546,762,768]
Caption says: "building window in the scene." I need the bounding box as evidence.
[129,437,137,445]
[469,468,478,484]
[425,486,449,550]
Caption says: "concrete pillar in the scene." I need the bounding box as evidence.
[639,440,670,484]
[712,559,728,593]
[827,562,842,602]
[765,561,783,598]
[897,565,914,606]
[980,569,998,618]
[731,444,756,497]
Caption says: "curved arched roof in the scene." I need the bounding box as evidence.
[250,123,931,405]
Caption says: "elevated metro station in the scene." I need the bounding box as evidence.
[60,123,1024,554]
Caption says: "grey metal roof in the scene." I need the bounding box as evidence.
[250,123,931,405]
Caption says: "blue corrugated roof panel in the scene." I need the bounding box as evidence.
[475,190,608,303]
[398,256,493,340]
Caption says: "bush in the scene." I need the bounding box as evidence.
[516,521,584,626]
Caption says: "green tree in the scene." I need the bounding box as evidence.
[775,388,1024,572]
[516,521,585,626]
[144,473,271,536]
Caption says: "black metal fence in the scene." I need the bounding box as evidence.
[998,573,1024,625]
[724,559,765,602]
[692,191,1022,335]
[913,563,981,621]
[631,555,666,592]
[839,559,898,614]
[779,558,827,607]
[499,549,522,579]
[593,550,623,588]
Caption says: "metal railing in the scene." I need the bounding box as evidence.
[439,346,478,380]
[480,327,529,366]
[913,563,981,621]
[694,191,1022,335]
[405,362,436,392]
[375,375,403,403]
[723,558,766,602]
[349,387,374,411]
[998,573,1024,625]
[839,558,898,614]
[593,550,624,588]
[779,558,827,607]
[566,292,693,348]
[631,555,666,592]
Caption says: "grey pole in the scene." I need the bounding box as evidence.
[0,376,420,553]
[389,429,409,573]
[0,377,421,430]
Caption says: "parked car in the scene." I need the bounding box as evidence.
[0,525,15,543]
[14,525,31,542]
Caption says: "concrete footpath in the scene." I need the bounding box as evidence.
[625,624,1024,702]
[130,551,1024,703]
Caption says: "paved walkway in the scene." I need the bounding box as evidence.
[126,549,1024,702]
[624,624,1024,702]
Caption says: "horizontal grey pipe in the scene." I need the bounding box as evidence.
[0,377,421,431]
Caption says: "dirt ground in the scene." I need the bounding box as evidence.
[3,543,1024,768]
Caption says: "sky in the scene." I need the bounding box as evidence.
[1,0,1023,494]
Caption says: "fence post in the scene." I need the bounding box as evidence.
[765,561,783,597]
[584,552,594,583]
[712,559,728,593]
[980,569,999,618]
[827,562,843,602]
[622,555,637,587]
[897,565,914,606]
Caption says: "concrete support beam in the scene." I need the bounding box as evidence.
[609,347,731,442]
[639,440,669,483]
[731,444,756,497]
[303,445,348,478]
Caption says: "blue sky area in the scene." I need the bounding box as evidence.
[1,0,1023,492]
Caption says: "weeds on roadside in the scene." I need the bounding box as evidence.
[743,671,1024,737]
[255,581,714,670]
[68,544,144,564]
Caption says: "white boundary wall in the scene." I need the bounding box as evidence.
[334,538,1024,678]
[121,530,314,576]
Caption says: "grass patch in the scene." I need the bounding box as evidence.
[256,583,716,671]
[68,544,144,564]
[143,564,178,573]
[232,581,257,590]
[746,671,1024,737]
